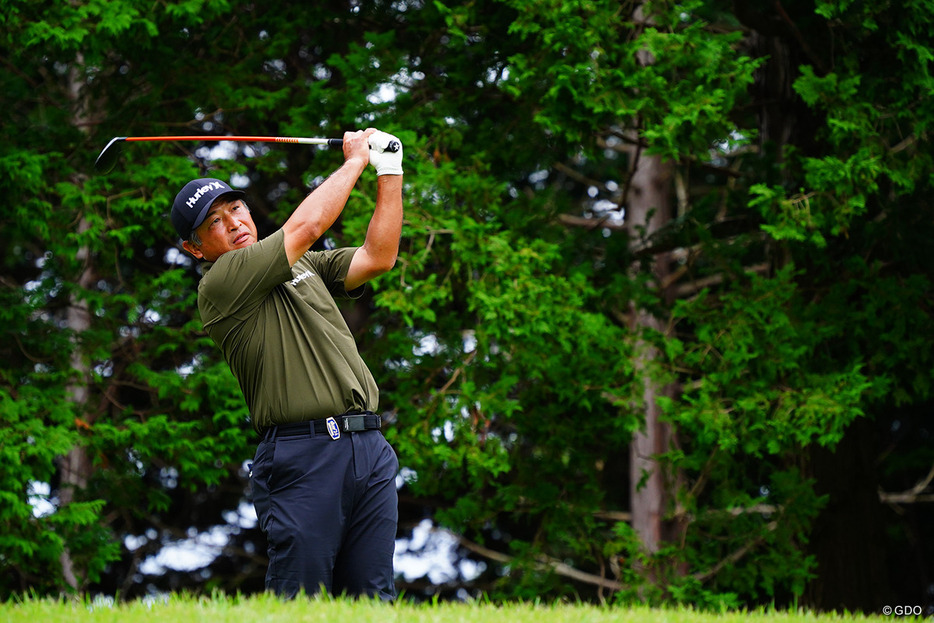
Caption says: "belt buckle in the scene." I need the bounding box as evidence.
[343,415,366,432]
[325,417,341,440]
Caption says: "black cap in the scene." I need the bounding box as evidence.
[171,178,245,240]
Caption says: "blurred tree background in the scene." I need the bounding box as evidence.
[1,0,932,613]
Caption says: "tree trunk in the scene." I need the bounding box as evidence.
[625,0,680,559]
[59,57,95,594]
[628,311,671,552]
[60,214,95,593]
[626,151,676,554]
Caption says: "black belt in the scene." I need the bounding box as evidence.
[263,412,381,440]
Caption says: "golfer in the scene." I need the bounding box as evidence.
[172,128,403,599]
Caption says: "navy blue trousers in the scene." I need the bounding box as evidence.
[250,426,398,599]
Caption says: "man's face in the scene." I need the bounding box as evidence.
[182,198,258,262]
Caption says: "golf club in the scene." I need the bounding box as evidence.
[94,135,356,173]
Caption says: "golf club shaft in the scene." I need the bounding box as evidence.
[123,135,343,146]
[94,135,344,172]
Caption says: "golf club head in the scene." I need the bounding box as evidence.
[94,137,126,173]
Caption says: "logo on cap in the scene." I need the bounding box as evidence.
[186,181,225,209]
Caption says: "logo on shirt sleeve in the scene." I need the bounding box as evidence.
[289,270,315,287]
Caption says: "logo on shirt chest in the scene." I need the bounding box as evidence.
[289,270,315,287]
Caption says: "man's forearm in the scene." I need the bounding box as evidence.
[365,175,404,261]
[282,157,368,265]
[344,175,403,290]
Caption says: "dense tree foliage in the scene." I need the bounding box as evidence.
[1,0,931,613]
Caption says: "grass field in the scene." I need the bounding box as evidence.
[0,593,891,623]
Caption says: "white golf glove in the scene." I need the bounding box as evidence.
[368,131,403,176]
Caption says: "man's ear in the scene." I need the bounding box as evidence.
[182,240,204,260]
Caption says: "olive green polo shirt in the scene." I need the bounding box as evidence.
[197,229,378,431]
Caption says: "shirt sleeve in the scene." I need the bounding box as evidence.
[199,229,292,326]
[300,246,365,299]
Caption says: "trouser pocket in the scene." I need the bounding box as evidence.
[250,440,273,533]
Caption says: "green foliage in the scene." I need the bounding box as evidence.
[503,0,761,161]
[0,386,78,595]
[666,266,873,456]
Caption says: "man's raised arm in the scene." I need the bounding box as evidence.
[282,128,375,266]
[345,131,404,291]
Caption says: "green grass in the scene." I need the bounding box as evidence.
[0,594,889,623]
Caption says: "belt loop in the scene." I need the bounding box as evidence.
[308,420,316,438]
[264,425,277,442]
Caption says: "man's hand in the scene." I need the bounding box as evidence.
[368,131,403,176]
[343,129,375,166]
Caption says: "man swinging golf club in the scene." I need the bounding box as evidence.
[172,128,403,600]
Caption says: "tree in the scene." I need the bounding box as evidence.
[392,0,934,609]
